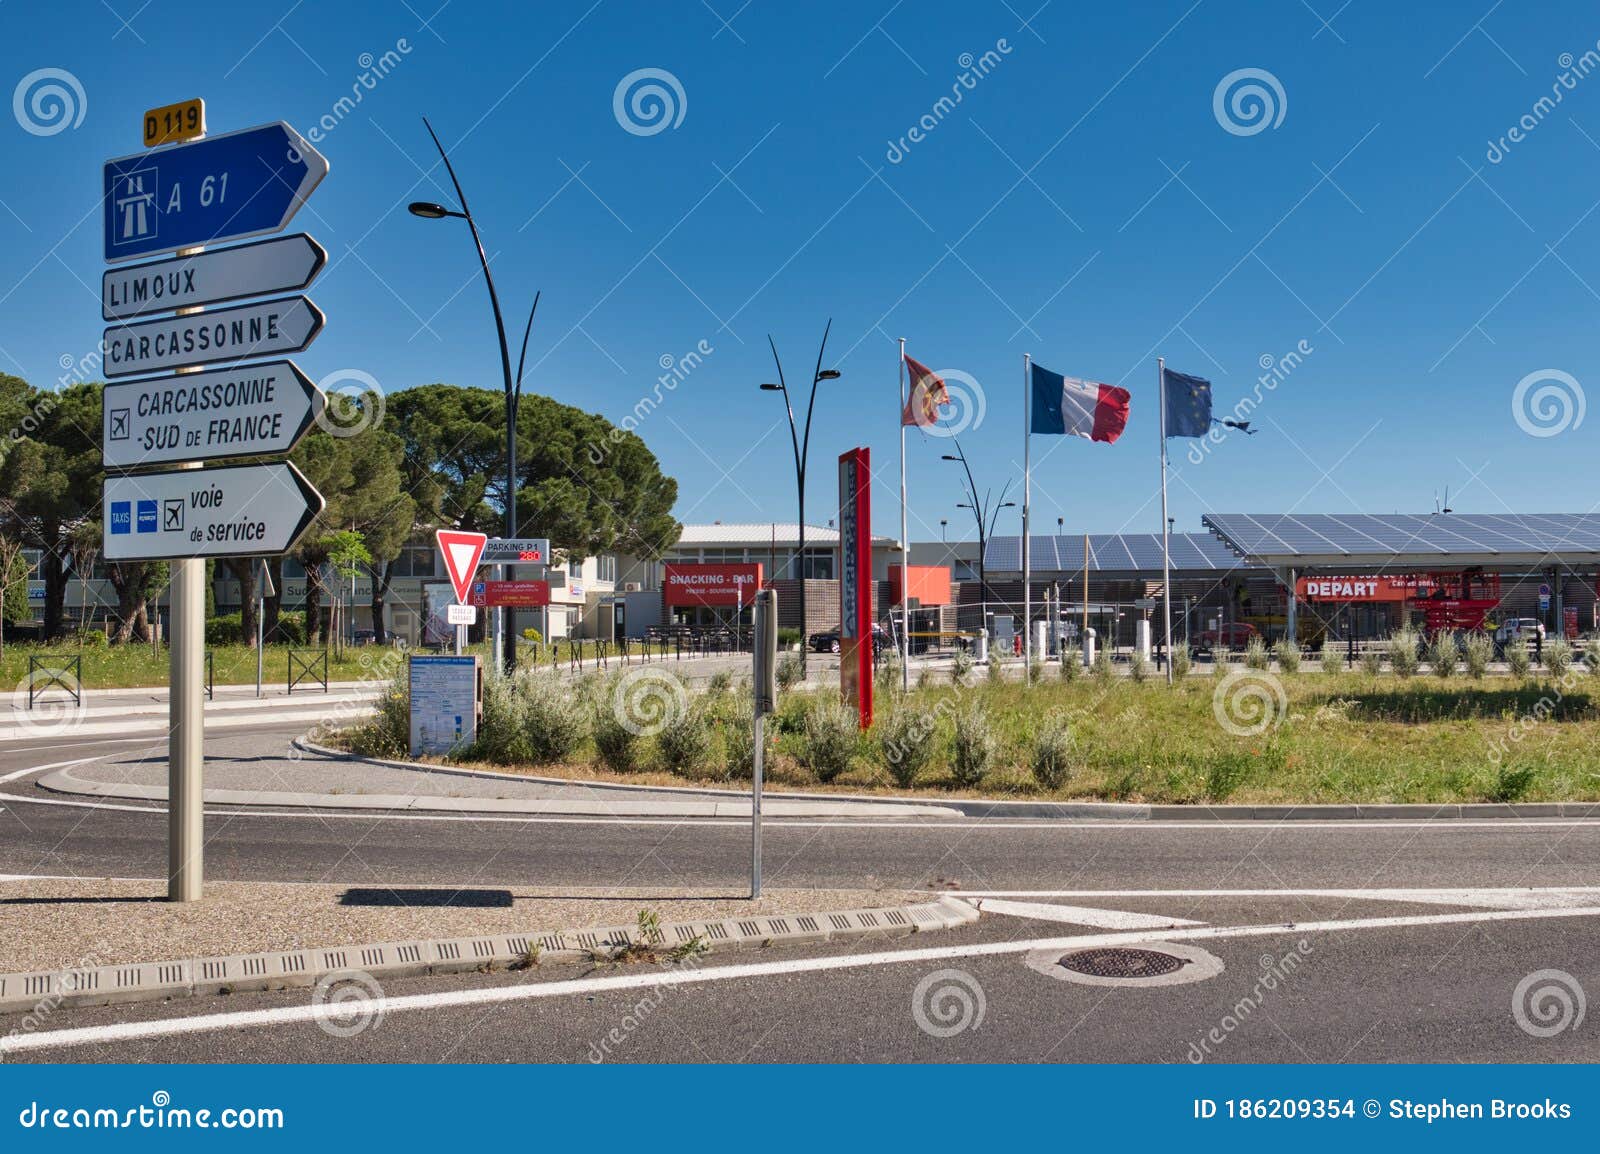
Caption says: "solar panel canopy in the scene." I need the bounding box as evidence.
[1202,513,1600,568]
[983,533,1246,573]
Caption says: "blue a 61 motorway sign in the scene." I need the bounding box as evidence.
[103,121,328,263]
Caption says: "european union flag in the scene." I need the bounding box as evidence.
[1162,367,1212,438]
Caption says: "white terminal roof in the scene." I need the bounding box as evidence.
[673,523,899,548]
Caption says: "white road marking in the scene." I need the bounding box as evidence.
[975,897,1205,928]
[3,790,1600,832]
[949,887,1600,909]
[7,903,1600,1056]
[0,757,102,785]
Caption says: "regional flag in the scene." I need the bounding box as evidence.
[901,354,949,427]
[1162,366,1213,438]
[1030,362,1130,443]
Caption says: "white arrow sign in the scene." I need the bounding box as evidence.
[103,461,325,561]
[102,295,324,378]
[102,234,327,321]
[102,360,325,469]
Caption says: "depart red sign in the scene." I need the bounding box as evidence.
[470,580,551,608]
[662,563,763,607]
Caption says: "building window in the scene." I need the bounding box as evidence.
[597,555,617,583]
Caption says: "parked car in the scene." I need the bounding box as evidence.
[1194,622,1257,652]
[809,625,892,655]
[1493,618,1545,645]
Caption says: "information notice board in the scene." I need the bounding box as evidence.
[408,655,481,756]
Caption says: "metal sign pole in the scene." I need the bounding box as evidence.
[752,588,777,900]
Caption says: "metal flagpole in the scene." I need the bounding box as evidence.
[1158,356,1172,685]
[898,337,910,693]
[1022,353,1032,673]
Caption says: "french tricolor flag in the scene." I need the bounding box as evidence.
[1029,362,1130,443]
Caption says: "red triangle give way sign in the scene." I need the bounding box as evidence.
[436,530,488,604]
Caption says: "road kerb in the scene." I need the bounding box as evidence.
[0,896,978,1016]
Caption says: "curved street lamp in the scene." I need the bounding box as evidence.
[409,118,539,677]
[944,441,1014,640]
[760,320,840,678]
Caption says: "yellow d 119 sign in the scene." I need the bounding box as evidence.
[143,98,205,147]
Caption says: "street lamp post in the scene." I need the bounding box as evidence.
[942,440,1013,645]
[760,320,840,679]
[410,117,539,678]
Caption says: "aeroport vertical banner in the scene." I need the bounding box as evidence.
[838,446,872,729]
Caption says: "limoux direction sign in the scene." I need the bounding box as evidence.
[102,233,326,321]
[104,461,325,562]
[101,294,325,378]
[103,121,328,262]
[102,360,325,469]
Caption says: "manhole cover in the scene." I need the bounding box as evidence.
[1059,947,1185,979]
[1024,941,1223,988]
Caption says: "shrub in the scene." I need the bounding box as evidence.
[777,627,802,649]
[471,671,530,762]
[776,652,804,691]
[802,699,859,783]
[1487,764,1536,803]
[876,706,936,788]
[1586,635,1600,675]
[593,704,641,773]
[706,670,733,697]
[1244,636,1270,670]
[1274,638,1301,674]
[721,700,762,780]
[1171,643,1192,680]
[522,676,587,763]
[1359,645,1383,677]
[1060,649,1082,682]
[1128,649,1149,683]
[950,647,975,685]
[1426,631,1457,679]
[1029,713,1075,790]
[774,691,809,735]
[1463,632,1492,679]
[1205,753,1250,802]
[986,649,1004,684]
[1092,647,1116,683]
[345,668,410,758]
[1506,638,1531,678]
[1319,640,1343,676]
[1387,630,1420,678]
[657,706,713,776]
[1027,658,1045,685]
[950,704,996,787]
[916,668,933,690]
[206,613,244,646]
[1543,638,1574,679]
[875,651,902,695]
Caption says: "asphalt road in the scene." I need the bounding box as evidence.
[3,721,1599,1063]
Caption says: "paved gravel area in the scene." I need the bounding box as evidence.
[0,877,917,973]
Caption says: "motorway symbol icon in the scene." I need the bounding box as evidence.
[101,360,325,469]
[103,121,328,262]
[102,460,325,562]
[102,233,327,321]
[436,530,488,604]
[101,295,324,378]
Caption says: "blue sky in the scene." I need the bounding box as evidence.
[5,0,1600,545]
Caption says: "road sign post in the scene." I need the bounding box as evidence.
[437,531,488,659]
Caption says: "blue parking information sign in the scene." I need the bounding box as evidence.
[103,121,328,262]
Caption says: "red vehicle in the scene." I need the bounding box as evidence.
[1196,622,1258,651]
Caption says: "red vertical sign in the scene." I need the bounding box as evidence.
[838,446,872,729]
